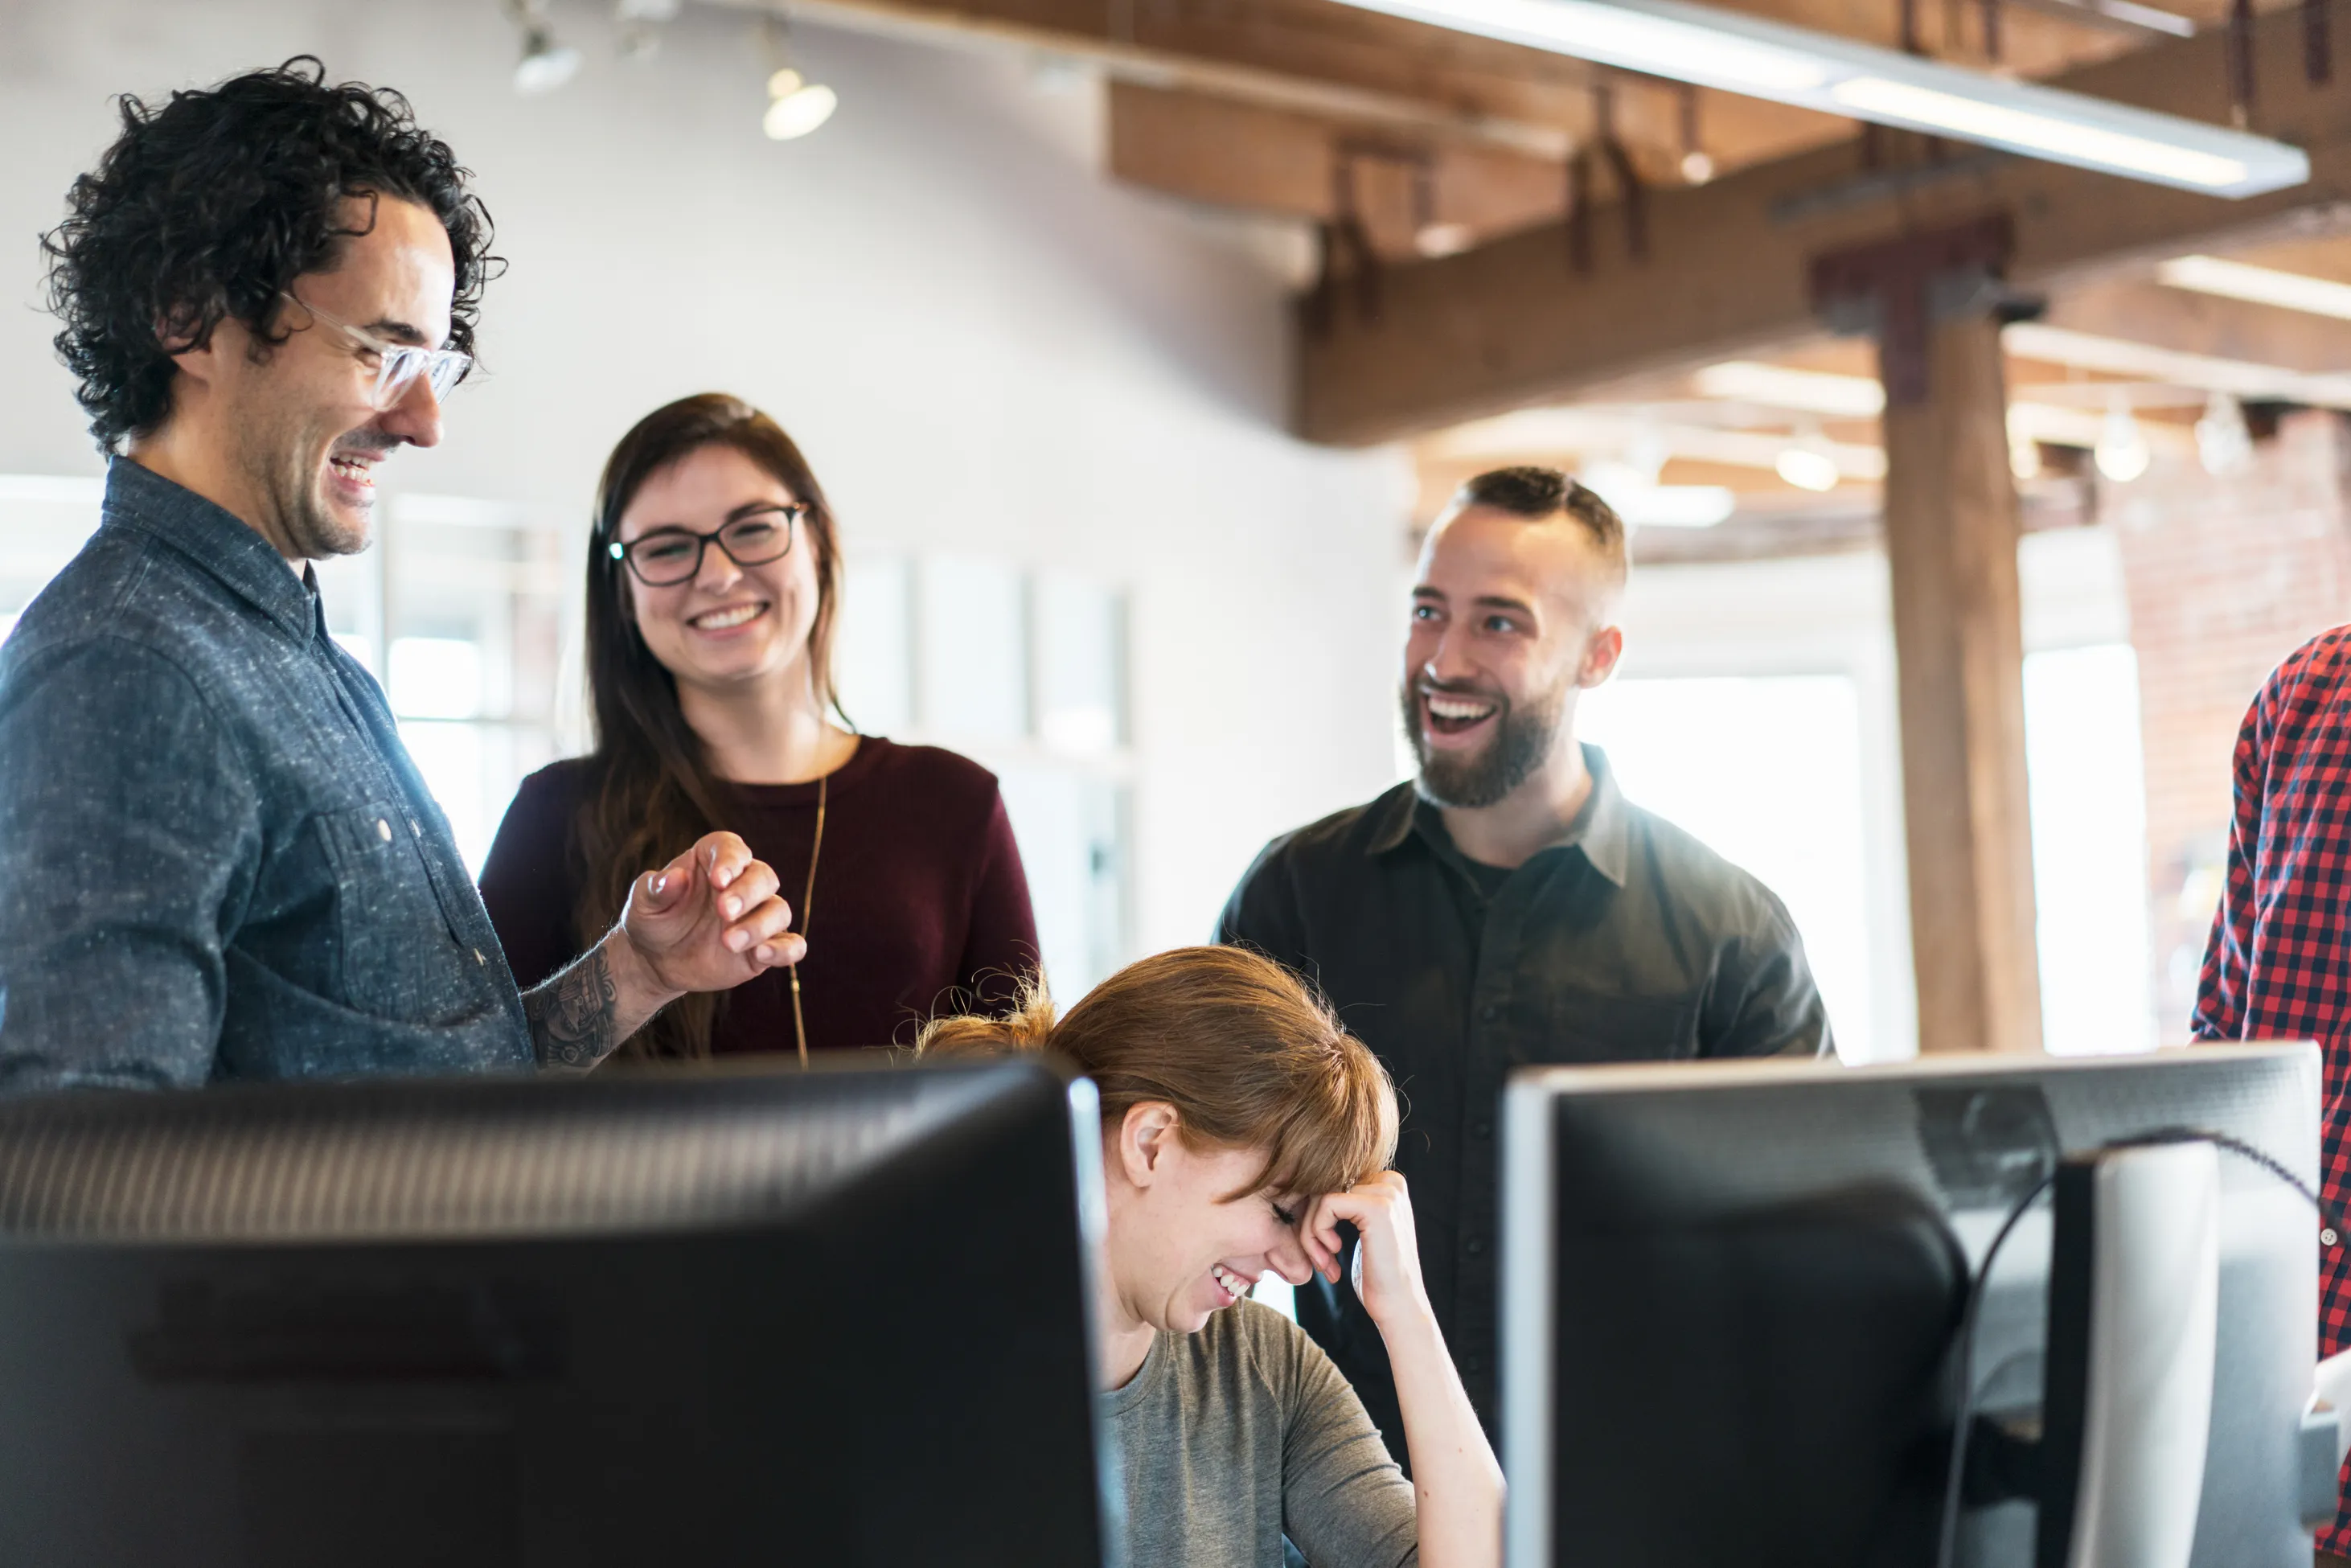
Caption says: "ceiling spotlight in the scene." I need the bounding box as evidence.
[1680,150,1715,184]
[615,0,680,61]
[514,27,581,93]
[506,1,581,94]
[2009,429,2043,480]
[761,15,839,141]
[1775,427,1841,491]
[2095,396,2152,483]
[2194,392,2254,475]
[1414,221,1477,258]
[765,72,839,139]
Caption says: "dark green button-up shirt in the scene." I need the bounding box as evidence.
[1218,744,1831,1453]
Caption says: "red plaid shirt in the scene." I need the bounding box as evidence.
[2195,623,2351,1550]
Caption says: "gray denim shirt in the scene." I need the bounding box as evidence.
[0,459,531,1091]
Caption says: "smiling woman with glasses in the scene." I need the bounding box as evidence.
[478,393,1040,1061]
[605,500,806,585]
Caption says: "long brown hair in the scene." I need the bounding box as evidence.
[575,393,846,1058]
[921,947,1400,1201]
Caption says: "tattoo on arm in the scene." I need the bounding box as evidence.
[523,945,622,1069]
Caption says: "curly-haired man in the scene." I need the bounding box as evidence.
[0,60,804,1089]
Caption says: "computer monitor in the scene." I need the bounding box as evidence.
[0,1056,1118,1568]
[1501,1044,2324,1568]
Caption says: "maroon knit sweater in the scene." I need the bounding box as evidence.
[478,737,1039,1054]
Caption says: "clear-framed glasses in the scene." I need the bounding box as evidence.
[607,506,806,586]
[278,290,472,410]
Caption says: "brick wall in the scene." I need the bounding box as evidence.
[2108,409,2351,1036]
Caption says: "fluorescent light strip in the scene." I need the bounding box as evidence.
[1830,77,2246,188]
[1361,0,1832,92]
[1337,0,2306,196]
[2157,254,2351,322]
[1695,361,1887,417]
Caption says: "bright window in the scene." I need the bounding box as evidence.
[2025,645,2157,1055]
[1576,675,1879,1061]
[1573,650,2156,1061]
[839,554,1132,999]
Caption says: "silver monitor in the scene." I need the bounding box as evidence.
[1501,1045,2323,1568]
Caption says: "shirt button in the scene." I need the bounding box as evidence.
[473,948,486,967]
[1473,1119,1493,1140]
[1467,1236,1487,1256]
[374,818,392,842]
[1479,1003,1500,1023]
[1463,1353,1485,1375]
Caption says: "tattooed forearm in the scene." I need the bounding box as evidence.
[523,945,622,1069]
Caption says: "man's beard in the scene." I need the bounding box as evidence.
[236,403,374,561]
[1402,671,1572,810]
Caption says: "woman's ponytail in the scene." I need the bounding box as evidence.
[916,977,1057,1057]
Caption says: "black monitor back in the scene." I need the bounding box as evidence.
[1500,1045,2320,1568]
[0,1057,1116,1568]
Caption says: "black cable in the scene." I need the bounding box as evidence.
[1934,1168,2056,1568]
[1930,1127,2337,1568]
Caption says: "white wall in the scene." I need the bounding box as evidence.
[0,0,1409,957]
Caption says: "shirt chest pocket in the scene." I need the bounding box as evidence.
[1533,991,1703,1064]
[314,802,476,1024]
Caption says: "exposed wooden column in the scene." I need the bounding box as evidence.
[1816,220,2042,1054]
[1882,311,2043,1054]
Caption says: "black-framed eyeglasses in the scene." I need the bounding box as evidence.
[607,505,806,586]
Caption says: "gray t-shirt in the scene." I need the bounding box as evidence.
[1104,1299,1418,1568]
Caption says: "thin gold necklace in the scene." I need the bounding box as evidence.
[787,770,826,1067]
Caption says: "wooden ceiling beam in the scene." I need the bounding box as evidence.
[1106,83,1569,259]
[2034,274,2351,378]
[1294,5,2351,445]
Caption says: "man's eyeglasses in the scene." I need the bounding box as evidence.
[278,291,472,410]
[607,506,806,586]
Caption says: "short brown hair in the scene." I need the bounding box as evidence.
[1455,464,1627,577]
[920,947,1398,1201]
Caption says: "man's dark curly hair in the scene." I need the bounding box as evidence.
[40,57,499,451]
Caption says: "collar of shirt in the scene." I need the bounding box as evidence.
[102,457,322,646]
[1366,741,1631,887]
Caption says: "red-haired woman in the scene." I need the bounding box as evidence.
[481,394,1037,1059]
[923,945,1503,1568]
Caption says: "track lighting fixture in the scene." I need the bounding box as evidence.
[762,14,839,141]
[506,0,581,95]
[615,0,681,60]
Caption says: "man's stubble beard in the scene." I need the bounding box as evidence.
[235,392,370,562]
[1403,664,1576,811]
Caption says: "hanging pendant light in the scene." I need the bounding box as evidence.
[2095,396,2152,483]
[2194,392,2254,475]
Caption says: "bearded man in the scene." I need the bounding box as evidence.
[1219,464,1831,1459]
